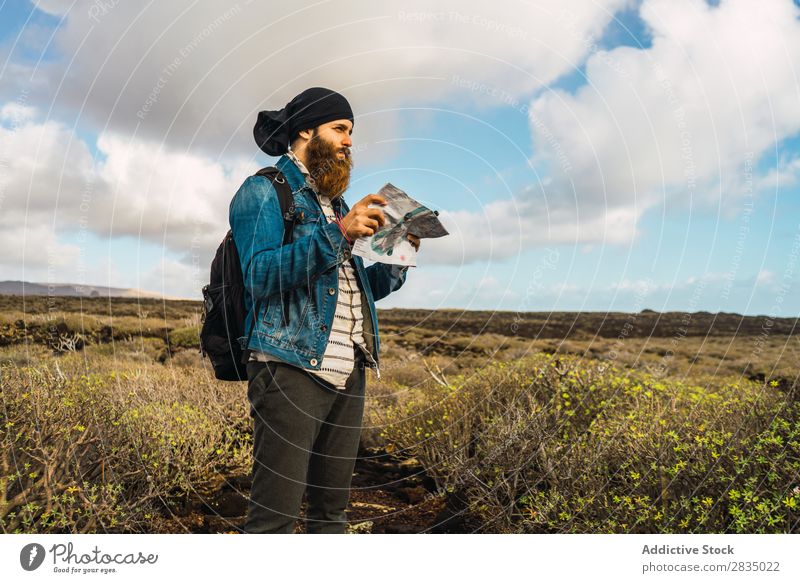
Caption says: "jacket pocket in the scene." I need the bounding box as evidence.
[258,297,281,333]
[293,198,323,223]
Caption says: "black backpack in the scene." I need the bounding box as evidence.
[199,167,296,381]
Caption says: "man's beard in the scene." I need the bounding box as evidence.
[305,131,352,199]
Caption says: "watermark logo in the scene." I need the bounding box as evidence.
[20,543,46,571]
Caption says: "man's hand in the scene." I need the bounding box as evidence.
[407,234,420,251]
[341,194,387,240]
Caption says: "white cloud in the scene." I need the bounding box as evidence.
[0,224,79,270]
[31,0,71,17]
[1,0,641,284]
[5,0,800,294]
[377,263,518,310]
[524,0,800,235]
[5,0,630,162]
[423,186,642,265]
[0,117,96,219]
[757,155,800,190]
[380,0,800,267]
[90,132,252,247]
[0,102,37,123]
[0,111,255,283]
[140,257,202,300]
[755,269,775,287]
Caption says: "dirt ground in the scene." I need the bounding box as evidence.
[150,447,448,534]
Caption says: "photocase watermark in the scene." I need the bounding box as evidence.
[654,62,696,198]
[0,88,31,214]
[647,278,707,379]
[136,3,246,121]
[451,74,528,113]
[510,248,560,334]
[20,541,158,574]
[450,74,573,174]
[601,278,654,368]
[19,543,46,571]
[397,10,529,40]
[556,9,630,79]
[749,222,800,362]
[74,170,96,296]
[46,242,61,348]
[87,0,121,23]
[190,223,206,300]
[720,152,755,302]
[530,111,574,175]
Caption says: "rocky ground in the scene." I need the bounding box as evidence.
[151,447,454,534]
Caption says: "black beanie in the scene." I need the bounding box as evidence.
[253,87,354,156]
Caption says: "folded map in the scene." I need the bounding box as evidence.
[351,183,449,267]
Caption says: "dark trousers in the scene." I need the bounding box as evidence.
[244,348,366,534]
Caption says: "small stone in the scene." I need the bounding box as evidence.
[346,521,373,534]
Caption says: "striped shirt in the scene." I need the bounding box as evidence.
[251,149,373,389]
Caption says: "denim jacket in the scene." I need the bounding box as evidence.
[229,154,407,377]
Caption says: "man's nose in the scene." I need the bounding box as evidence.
[342,134,352,148]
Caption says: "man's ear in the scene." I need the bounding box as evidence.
[297,127,315,141]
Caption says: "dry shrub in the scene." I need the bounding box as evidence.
[381,353,800,533]
[168,349,203,368]
[89,338,166,363]
[0,355,251,533]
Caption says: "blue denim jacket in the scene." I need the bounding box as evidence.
[229,154,407,376]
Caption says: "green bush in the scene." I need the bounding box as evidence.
[380,354,799,533]
[169,326,200,349]
[0,357,250,533]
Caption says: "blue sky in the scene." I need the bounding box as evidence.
[1,0,799,316]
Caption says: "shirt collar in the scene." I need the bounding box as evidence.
[285,148,310,178]
[285,148,323,195]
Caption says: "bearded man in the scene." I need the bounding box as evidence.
[230,87,419,534]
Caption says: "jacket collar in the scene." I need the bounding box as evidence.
[275,154,307,193]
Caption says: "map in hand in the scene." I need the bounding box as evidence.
[351,183,449,267]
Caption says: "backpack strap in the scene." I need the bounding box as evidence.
[241,167,295,365]
[254,166,296,244]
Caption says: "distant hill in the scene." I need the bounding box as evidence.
[377,307,800,338]
[0,280,179,300]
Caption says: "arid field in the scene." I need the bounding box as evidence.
[1,295,798,533]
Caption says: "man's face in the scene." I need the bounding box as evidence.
[314,119,353,159]
[304,119,353,199]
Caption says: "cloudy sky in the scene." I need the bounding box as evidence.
[1,0,799,315]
